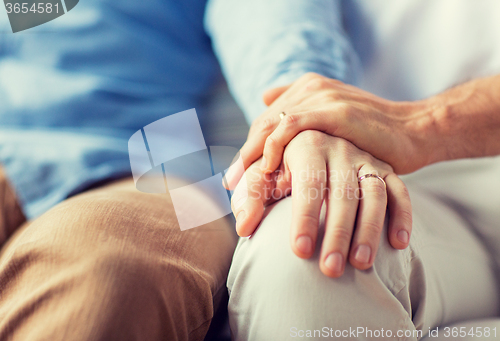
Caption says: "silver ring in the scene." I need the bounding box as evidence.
[279,112,286,120]
[358,173,386,188]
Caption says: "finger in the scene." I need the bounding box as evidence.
[231,160,273,237]
[232,116,281,187]
[222,152,245,190]
[262,72,329,107]
[243,78,329,175]
[288,151,327,259]
[261,111,339,173]
[237,74,346,179]
[349,169,388,270]
[385,173,412,249]
[262,85,292,106]
[320,165,359,278]
[243,77,337,176]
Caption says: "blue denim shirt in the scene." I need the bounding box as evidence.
[0,0,359,218]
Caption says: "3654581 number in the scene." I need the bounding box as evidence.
[5,2,59,14]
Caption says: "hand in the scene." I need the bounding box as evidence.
[230,73,435,190]
[230,131,412,278]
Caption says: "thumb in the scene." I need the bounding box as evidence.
[231,160,273,237]
[262,85,291,106]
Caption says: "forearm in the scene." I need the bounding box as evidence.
[416,74,500,165]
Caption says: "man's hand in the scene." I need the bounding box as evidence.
[230,131,412,278]
[235,73,433,180]
[229,72,500,188]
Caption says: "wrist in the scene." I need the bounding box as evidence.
[398,99,442,170]
[421,76,500,163]
[406,81,486,167]
[416,97,454,165]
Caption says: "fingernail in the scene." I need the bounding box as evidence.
[354,245,371,264]
[224,165,236,188]
[397,230,409,244]
[224,154,245,189]
[325,252,343,273]
[260,156,267,170]
[296,235,312,255]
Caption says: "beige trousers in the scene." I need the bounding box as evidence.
[227,158,500,340]
[0,169,237,341]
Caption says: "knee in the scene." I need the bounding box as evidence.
[15,184,220,304]
[3,233,215,341]
[229,197,411,298]
[1,181,234,340]
[5,186,218,335]
[228,197,417,340]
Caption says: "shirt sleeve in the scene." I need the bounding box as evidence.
[204,0,361,123]
[0,0,218,219]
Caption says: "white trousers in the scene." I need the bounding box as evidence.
[227,157,500,340]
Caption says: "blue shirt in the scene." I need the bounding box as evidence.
[205,0,361,121]
[0,0,359,218]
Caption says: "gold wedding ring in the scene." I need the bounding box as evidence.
[358,173,386,188]
[279,112,286,120]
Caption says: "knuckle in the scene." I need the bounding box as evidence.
[305,77,332,91]
[259,117,276,134]
[326,89,343,101]
[281,113,300,128]
[249,117,262,133]
[265,134,280,148]
[331,181,356,199]
[296,212,321,229]
[396,183,411,199]
[300,172,326,188]
[335,102,358,122]
[300,72,321,82]
[334,138,354,153]
[362,180,387,198]
[398,208,413,227]
[361,220,384,235]
[328,227,352,247]
[247,124,257,137]
[297,130,325,145]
